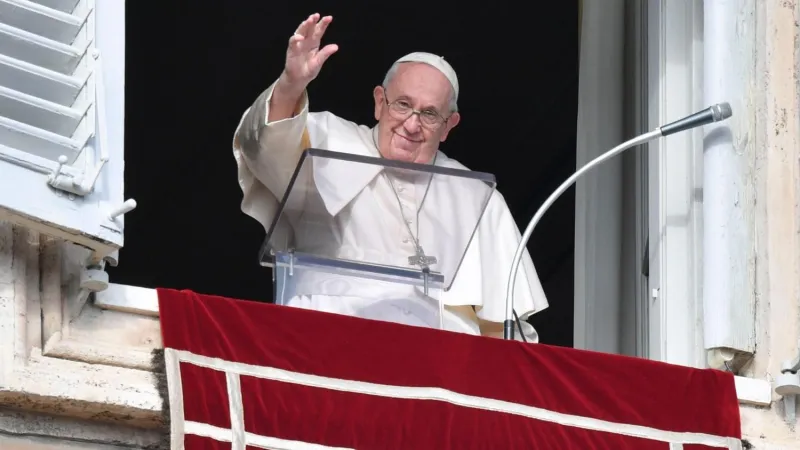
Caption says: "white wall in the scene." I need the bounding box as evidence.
[641,0,800,445]
[743,0,800,443]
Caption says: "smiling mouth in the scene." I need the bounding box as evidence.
[394,132,422,143]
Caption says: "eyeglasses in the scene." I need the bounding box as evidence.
[382,87,449,130]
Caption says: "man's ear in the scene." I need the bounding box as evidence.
[373,86,384,121]
[439,112,461,142]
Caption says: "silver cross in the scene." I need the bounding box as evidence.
[408,246,437,267]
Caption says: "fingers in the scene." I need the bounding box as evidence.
[290,13,333,55]
[289,13,335,61]
[288,33,304,49]
[294,13,319,38]
[314,43,339,66]
[311,15,333,42]
[286,12,337,80]
[294,13,332,39]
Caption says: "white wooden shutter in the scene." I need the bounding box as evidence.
[0,0,130,262]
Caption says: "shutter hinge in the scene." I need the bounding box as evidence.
[47,151,108,196]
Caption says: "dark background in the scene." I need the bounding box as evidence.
[112,1,579,347]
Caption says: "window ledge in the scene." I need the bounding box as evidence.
[734,375,772,406]
[94,283,159,317]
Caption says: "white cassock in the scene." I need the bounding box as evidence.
[232,80,549,342]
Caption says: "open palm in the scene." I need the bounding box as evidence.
[284,14,339,85]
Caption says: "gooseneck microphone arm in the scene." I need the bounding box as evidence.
[500,130,661,340]
[502,103,733,340]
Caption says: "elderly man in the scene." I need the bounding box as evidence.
[232,13,548,341]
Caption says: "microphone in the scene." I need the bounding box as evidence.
[502,103,733,340]
[659,103,732,137]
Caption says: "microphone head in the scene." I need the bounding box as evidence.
[710,103,733,121]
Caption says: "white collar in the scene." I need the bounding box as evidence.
[312,124,441,217]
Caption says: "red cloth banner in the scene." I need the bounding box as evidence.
[157,288,742,450]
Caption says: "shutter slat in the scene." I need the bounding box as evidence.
[0,115,81,162]
[0,53,84,105]
[0,22,82,74]
[0,0,87,163]
[30,0,80,15]
[0,0,83,44]
[0,84,83,135]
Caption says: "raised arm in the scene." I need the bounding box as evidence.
[233,13,338,202]
[269,14,338,123]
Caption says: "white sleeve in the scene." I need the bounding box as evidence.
[447,191,549,342]
[231,80,322,231]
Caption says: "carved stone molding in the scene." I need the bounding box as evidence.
[0,407,163,449]
[0,223,162,429]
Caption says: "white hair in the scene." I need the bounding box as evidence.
[382,62,459,113]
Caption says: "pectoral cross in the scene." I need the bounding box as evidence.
[408,245,437,268]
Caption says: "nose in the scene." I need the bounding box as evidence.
[402,113,422,133]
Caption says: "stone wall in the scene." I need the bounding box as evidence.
[0,223,164,448]
[737,0,800,447]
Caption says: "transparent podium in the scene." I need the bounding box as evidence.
[259,148,496,333]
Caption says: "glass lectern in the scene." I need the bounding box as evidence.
[259,148,496,333]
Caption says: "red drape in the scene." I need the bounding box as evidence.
[158,288,742,450]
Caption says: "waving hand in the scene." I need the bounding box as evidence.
[283,13,339,87]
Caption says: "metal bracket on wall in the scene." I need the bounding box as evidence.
[774,339,800,424]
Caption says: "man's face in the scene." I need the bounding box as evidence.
[372,63,461,163]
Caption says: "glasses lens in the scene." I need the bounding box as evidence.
[387,99,443,129]
[420,111,442,127]
[390,101,410,116]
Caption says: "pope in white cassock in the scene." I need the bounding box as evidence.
[232,13,548,342]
